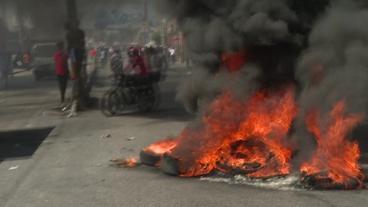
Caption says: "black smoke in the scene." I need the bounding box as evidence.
[293,0,368,166]
[156,0,368,167]
[156,0,330,112]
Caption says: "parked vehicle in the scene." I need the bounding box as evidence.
[31,42,57,80]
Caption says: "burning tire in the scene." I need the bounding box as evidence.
[300,174,362,190]
[160,154,180,176]
[139,138,178,168]
[140,150,161,166]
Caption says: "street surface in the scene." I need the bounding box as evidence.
[0,66,367,207]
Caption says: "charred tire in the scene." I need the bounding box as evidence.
[140,150,161,166]
[160,154,180,176]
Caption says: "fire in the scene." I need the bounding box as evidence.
[160,87,297,178]
[228,89,296,178]
[140,86,366,189]
[111,157,138,168]
[124,158,138,168]
[143,138,178,156]
[300,101,364,188]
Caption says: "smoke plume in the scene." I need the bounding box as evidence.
[293,1,368,165]
[156,0,330,112]
[157,0,368,165]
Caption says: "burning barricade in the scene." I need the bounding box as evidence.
[116,0,368,190]
[139,88,367,189]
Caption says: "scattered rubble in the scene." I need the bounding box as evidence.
[110,158,139,168]
[127,137,136,141]
[8,166,19,171]
[101,134,112,139]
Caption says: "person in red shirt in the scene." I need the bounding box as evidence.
[89,47,97,58]
[23,50,32,70]
[125,47,149,76]
[54,42,69,103]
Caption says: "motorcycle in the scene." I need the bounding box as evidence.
[100,72,161,116]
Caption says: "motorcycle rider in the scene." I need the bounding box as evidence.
[98,43,108,67]
[125,46,149,76]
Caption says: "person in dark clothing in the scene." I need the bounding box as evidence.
[65,21,85,81]
[54,42,69,104]
[65,20,86,115]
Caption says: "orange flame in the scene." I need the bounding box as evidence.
[111,157,138,168]
[167,87,297,177]
[301,101,364,187]
[124,158,138,168]
[142,88,366,189]
[143,138,178,156]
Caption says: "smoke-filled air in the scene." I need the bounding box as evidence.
[138,0,368,190]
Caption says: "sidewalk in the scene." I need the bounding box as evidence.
[0,63,193,207]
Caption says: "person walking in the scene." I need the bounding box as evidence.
[54,42,69,104]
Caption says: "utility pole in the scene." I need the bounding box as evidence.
[67,0,78,22]
[16,0,25,50]
[144,0,148,22]
[143,0,149,44]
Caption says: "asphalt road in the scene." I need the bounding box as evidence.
[0,66,367,207]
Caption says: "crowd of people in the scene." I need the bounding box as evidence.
[86,41,172,84]
[1,19,176,114]
[51,34,174,111]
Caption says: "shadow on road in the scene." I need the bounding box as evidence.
[0,127,54,162]
[128,107,194,123]
[97,87,194,123]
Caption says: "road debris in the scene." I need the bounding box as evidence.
[8,166,19,171]
[101,134,112,139]
[110,157,139,168]
[121,147,135,152]
[127,136,136,141]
